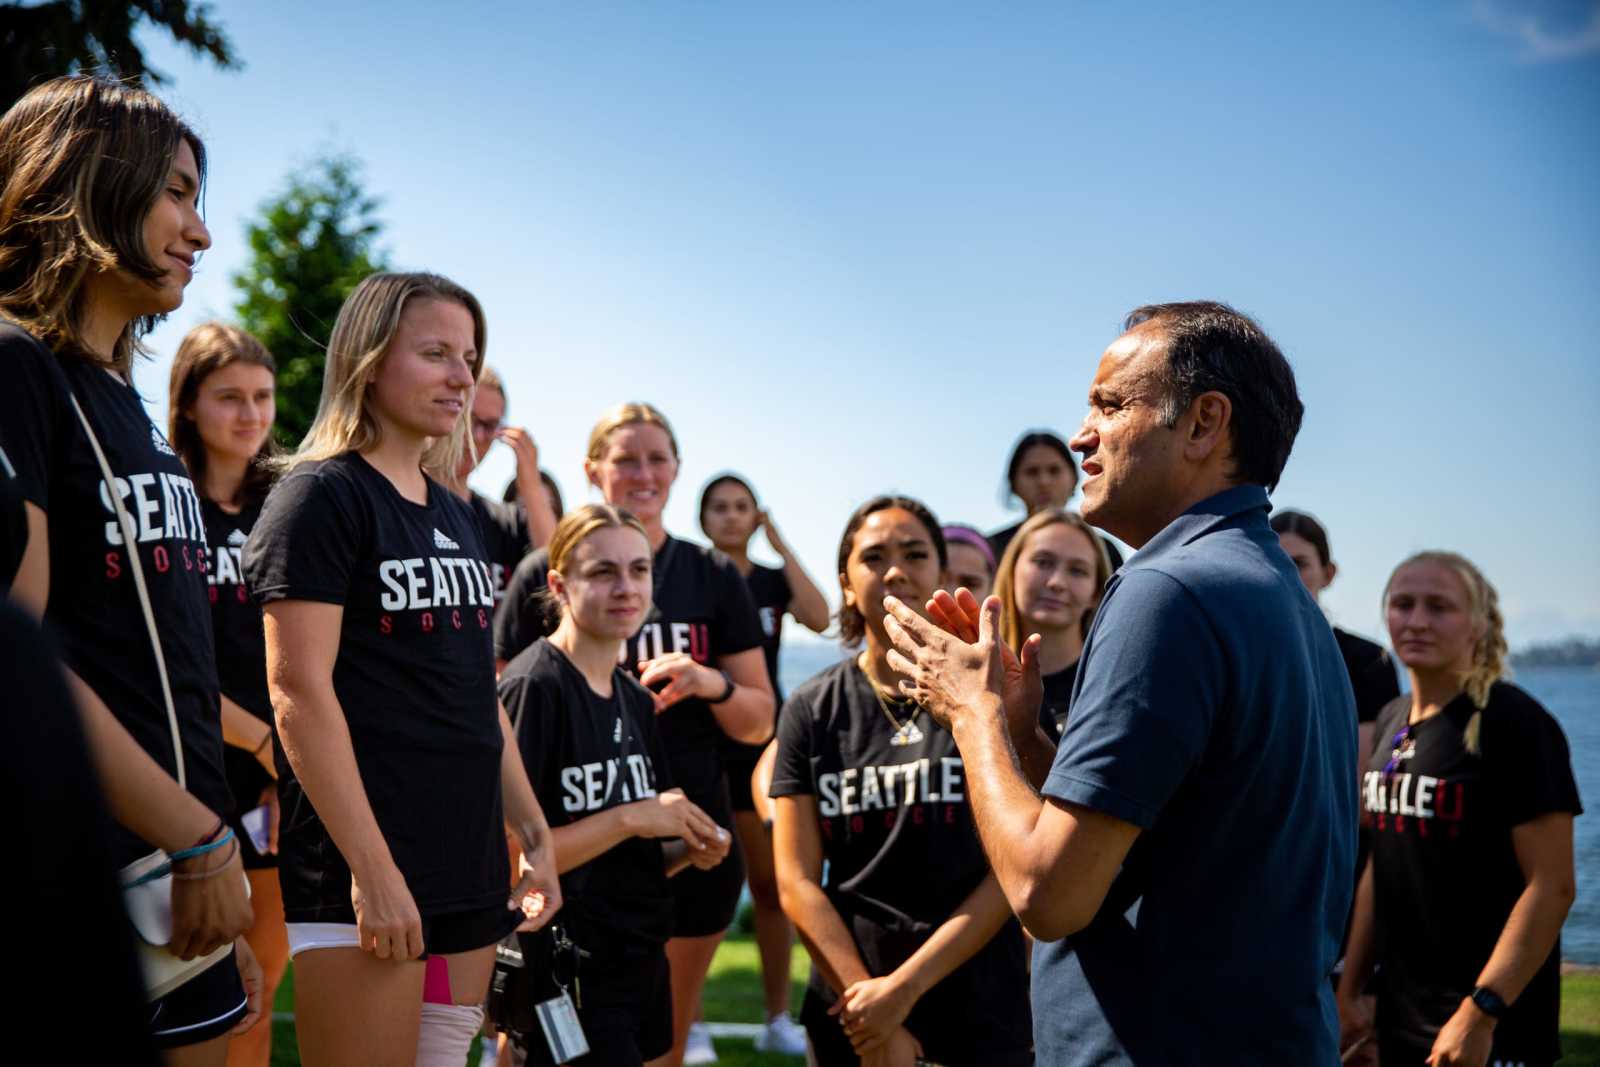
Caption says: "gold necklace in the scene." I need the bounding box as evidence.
[858,653,925,747]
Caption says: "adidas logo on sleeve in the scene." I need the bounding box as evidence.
[433,528,461,551]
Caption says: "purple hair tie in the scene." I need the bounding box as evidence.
[942,525,996,571]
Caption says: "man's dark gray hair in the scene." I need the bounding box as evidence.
[1123,301,1304,492]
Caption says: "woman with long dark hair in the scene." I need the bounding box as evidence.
[699,472,829,1054]
[989,430,1122,569]
[772,496,1031,1067]
[0,75,258,1061]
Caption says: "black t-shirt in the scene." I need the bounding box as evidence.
[1037,659,1079,743]
[242,451,506,918]
[746,563,791,704]
[501,639,675,952]
[989,518,1124,571]
[1335,627,1400,725]
[202,496,276,819]
[3,603,156,1064]
[1363,683,1582,1060]
[770,657,1031,1052]
[469,491,530,606]
[1,445,25,592]
[496,535,765,810]
[0,323,227,866]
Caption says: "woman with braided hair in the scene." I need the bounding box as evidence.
[1337,552,1581,1067]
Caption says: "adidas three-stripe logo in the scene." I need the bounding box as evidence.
[433,528,460,551]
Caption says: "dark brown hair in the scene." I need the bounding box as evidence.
[0,75,206,372]
[167,322,278,507]
[836,495,946,646]
[1269,509,1330,568]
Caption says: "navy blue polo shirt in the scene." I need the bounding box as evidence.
[1034,485,1357,1066]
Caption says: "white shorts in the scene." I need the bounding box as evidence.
[285,921,361,960]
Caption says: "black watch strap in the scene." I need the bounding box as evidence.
[710,669,736,705]
[1470,986,1508,1019]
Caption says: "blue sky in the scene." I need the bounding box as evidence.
[122,1,1599,646]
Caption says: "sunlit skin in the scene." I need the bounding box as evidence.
[548,526,654,644]
[367,297,477,447]
[1279,531,1336,600]
[1013,443,1077,513]
[1068,321,1232,548]
[190,361,275,468]
[1015,523,1099,655]
[586,423,678,529]
[702,480,760,552]
[1385,561,1483,680]
[944,542,994,603]
[79,141,211,357]
[842,509,945,648]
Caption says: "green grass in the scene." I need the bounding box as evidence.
[265,944,1600,1065]
[1560,972,1600,1067]
[267,933,810,1067]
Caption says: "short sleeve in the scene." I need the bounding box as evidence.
[768,689,817,798]
[1043,569,1224,829]
[503,671,561,799]
[0,328,68,510]
[1484,693,1583,829]
[493,550,551,661]
[242,468,364,605]
[712,556,764,659]
[1351,649,1400,724]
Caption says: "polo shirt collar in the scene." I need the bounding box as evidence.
[1134,484,1271,561]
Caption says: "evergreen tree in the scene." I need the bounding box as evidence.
[232,155,388,445]
[2,0,238,110]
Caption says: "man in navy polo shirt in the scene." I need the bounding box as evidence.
[884,301,1357,1064]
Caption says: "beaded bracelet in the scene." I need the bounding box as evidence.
[170,828,235,863]
[171,839,239,880]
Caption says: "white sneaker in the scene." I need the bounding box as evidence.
[683,1021,718,1065]
[754,1013,808,1056]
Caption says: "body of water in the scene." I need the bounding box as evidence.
[774,643,1600,964]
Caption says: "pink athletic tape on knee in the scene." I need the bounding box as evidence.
[422,954,453,1005]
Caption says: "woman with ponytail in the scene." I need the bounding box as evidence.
[1337,552,1580,1067]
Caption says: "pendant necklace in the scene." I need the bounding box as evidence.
[860,653,924,747]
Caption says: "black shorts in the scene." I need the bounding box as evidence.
[148,948,248,1049]
[668,772,745,937]
[521,946,673,1067]
[1377,1033,1551,1067]
[724,743,764,813]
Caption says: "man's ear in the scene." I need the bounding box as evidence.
[1186,390,1232,464]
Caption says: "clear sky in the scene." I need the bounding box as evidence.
[124,1,1599,647]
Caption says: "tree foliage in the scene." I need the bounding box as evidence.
[232,156,388,446]
[1,0,239,110]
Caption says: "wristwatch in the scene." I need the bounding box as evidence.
[1469,986,1509,1019]
[710,669,736,704]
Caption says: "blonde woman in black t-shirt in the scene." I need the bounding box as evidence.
[771,496,1031,1067]
[992,509,1111,744]
[495,402,775,1067]
[167,323,287,1067]
[1338,552,1580,1067]
[243,273,561,1067]
[500,504,731,1066]
[0,76,260,1059]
